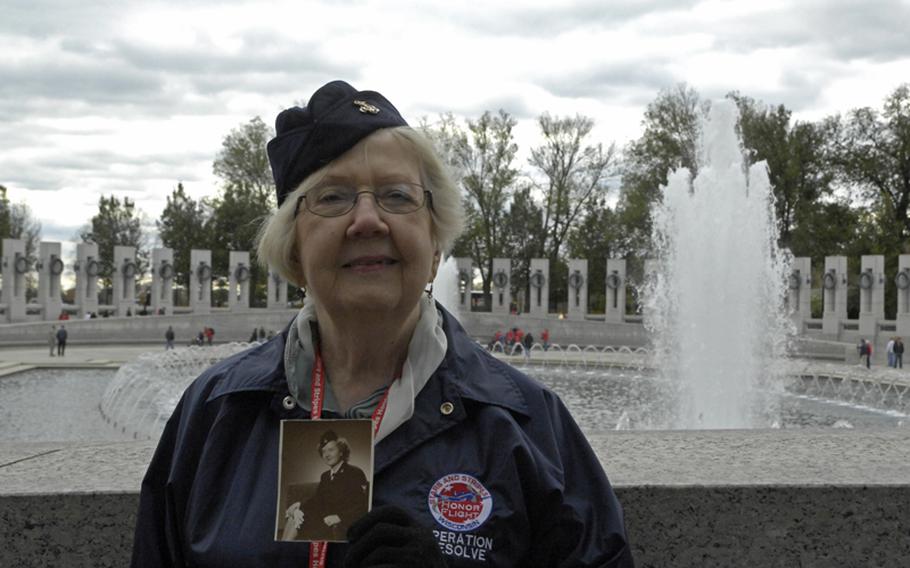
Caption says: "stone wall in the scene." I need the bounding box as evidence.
[2,429,908,567]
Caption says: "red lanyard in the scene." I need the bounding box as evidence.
[308,348,391,568]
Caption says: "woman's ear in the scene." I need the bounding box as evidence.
[429,250,441,281]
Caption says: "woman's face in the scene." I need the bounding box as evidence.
[294,130,438,320]
[320,441,343,467]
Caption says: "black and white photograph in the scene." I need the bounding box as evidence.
[275,419,374,543]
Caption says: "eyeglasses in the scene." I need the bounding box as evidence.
[295,182,432,217]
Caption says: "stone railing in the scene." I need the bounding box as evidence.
[2,429,908,567]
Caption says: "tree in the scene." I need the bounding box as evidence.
[8,202,42,261]
[501,185,544,311]
[210,116,277,307]
[831,84,910,243]
[79,195,149,291]
[437,111,520,307]
[0,186,10,248]
[527,113,617,310]
[730,94,836,251]
[157,183,212,290]
[0,186,42,298]
[213,116,276,205]
[208,183,273,306]
[616,84,705,258]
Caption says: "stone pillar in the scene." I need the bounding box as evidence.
[567,259,588,320]
[455,257,473,312]
[605,258,627,323]
[896,255,910,337]
[788,257,812,328]
[268,266,289,309]
[113,246,138,317]
[151,248,174,316]
[37,242,64,321]
[75,243,100,318]
[528,258,549,316]
[859,255,885,337]
[190,249,212,315]
[229,251,251,312]
[1,238,28,323]
[822,256,848,336]
[491,258,511,314]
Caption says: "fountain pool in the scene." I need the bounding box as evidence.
[1,349,905,444]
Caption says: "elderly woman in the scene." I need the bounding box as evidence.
[132,80,633,567]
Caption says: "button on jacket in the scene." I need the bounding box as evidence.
[131,306,633,567]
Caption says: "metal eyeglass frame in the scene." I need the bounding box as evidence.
[294,186,433,218]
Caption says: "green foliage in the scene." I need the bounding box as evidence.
[566,194,616,313]
[832,84,910,243]
[157,182,211,288]
[528,113,617,262]
[79,195,148,284]
[213,116,275,203]
[210,116,277,307]
[616,83,704,258]
[0,186,10,249]
[730,94,836,251]
[502,185,544,310]
[431,110,519,305]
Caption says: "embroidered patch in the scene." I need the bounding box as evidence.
[428,473,493,532]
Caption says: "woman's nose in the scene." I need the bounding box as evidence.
[346,193,389,237]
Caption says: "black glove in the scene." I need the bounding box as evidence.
[344,506,447,568]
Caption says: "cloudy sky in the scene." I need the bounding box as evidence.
[2,0,908,260]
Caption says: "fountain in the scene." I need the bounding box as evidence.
[644,100,793,429]
[100,344,252,440]
[433,255,461,316]
[97,259,465,441]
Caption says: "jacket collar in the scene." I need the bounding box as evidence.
[206,326,290,402]
[205,305,531,421]
[433,306,531,418]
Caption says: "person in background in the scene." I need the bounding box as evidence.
[131,80,632,567]
[866,340,873,368]
[541,328,550,351]
[894,337,904,369]
[55,325,67,356]
[165,326,175,350]
[522,331,534,362]
[487,330,503,351]
[886,337,896,367]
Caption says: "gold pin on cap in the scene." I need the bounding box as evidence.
[353,100,380,114]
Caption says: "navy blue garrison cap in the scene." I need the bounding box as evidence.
[267,80,409,206]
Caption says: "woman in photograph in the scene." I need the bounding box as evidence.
[282,430,369,542]
[132,80,633,567]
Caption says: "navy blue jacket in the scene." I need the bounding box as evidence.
[131,307,632,567]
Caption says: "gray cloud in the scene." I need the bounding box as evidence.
[0,29,357,126]
[1,147,213,193]
[41,219,89,243]
[419,92,538,121]
[437,0,701,36]
[0,0,129,36]
[537,60,678,105]
[800,0,910,62]
[685,0,910,63]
